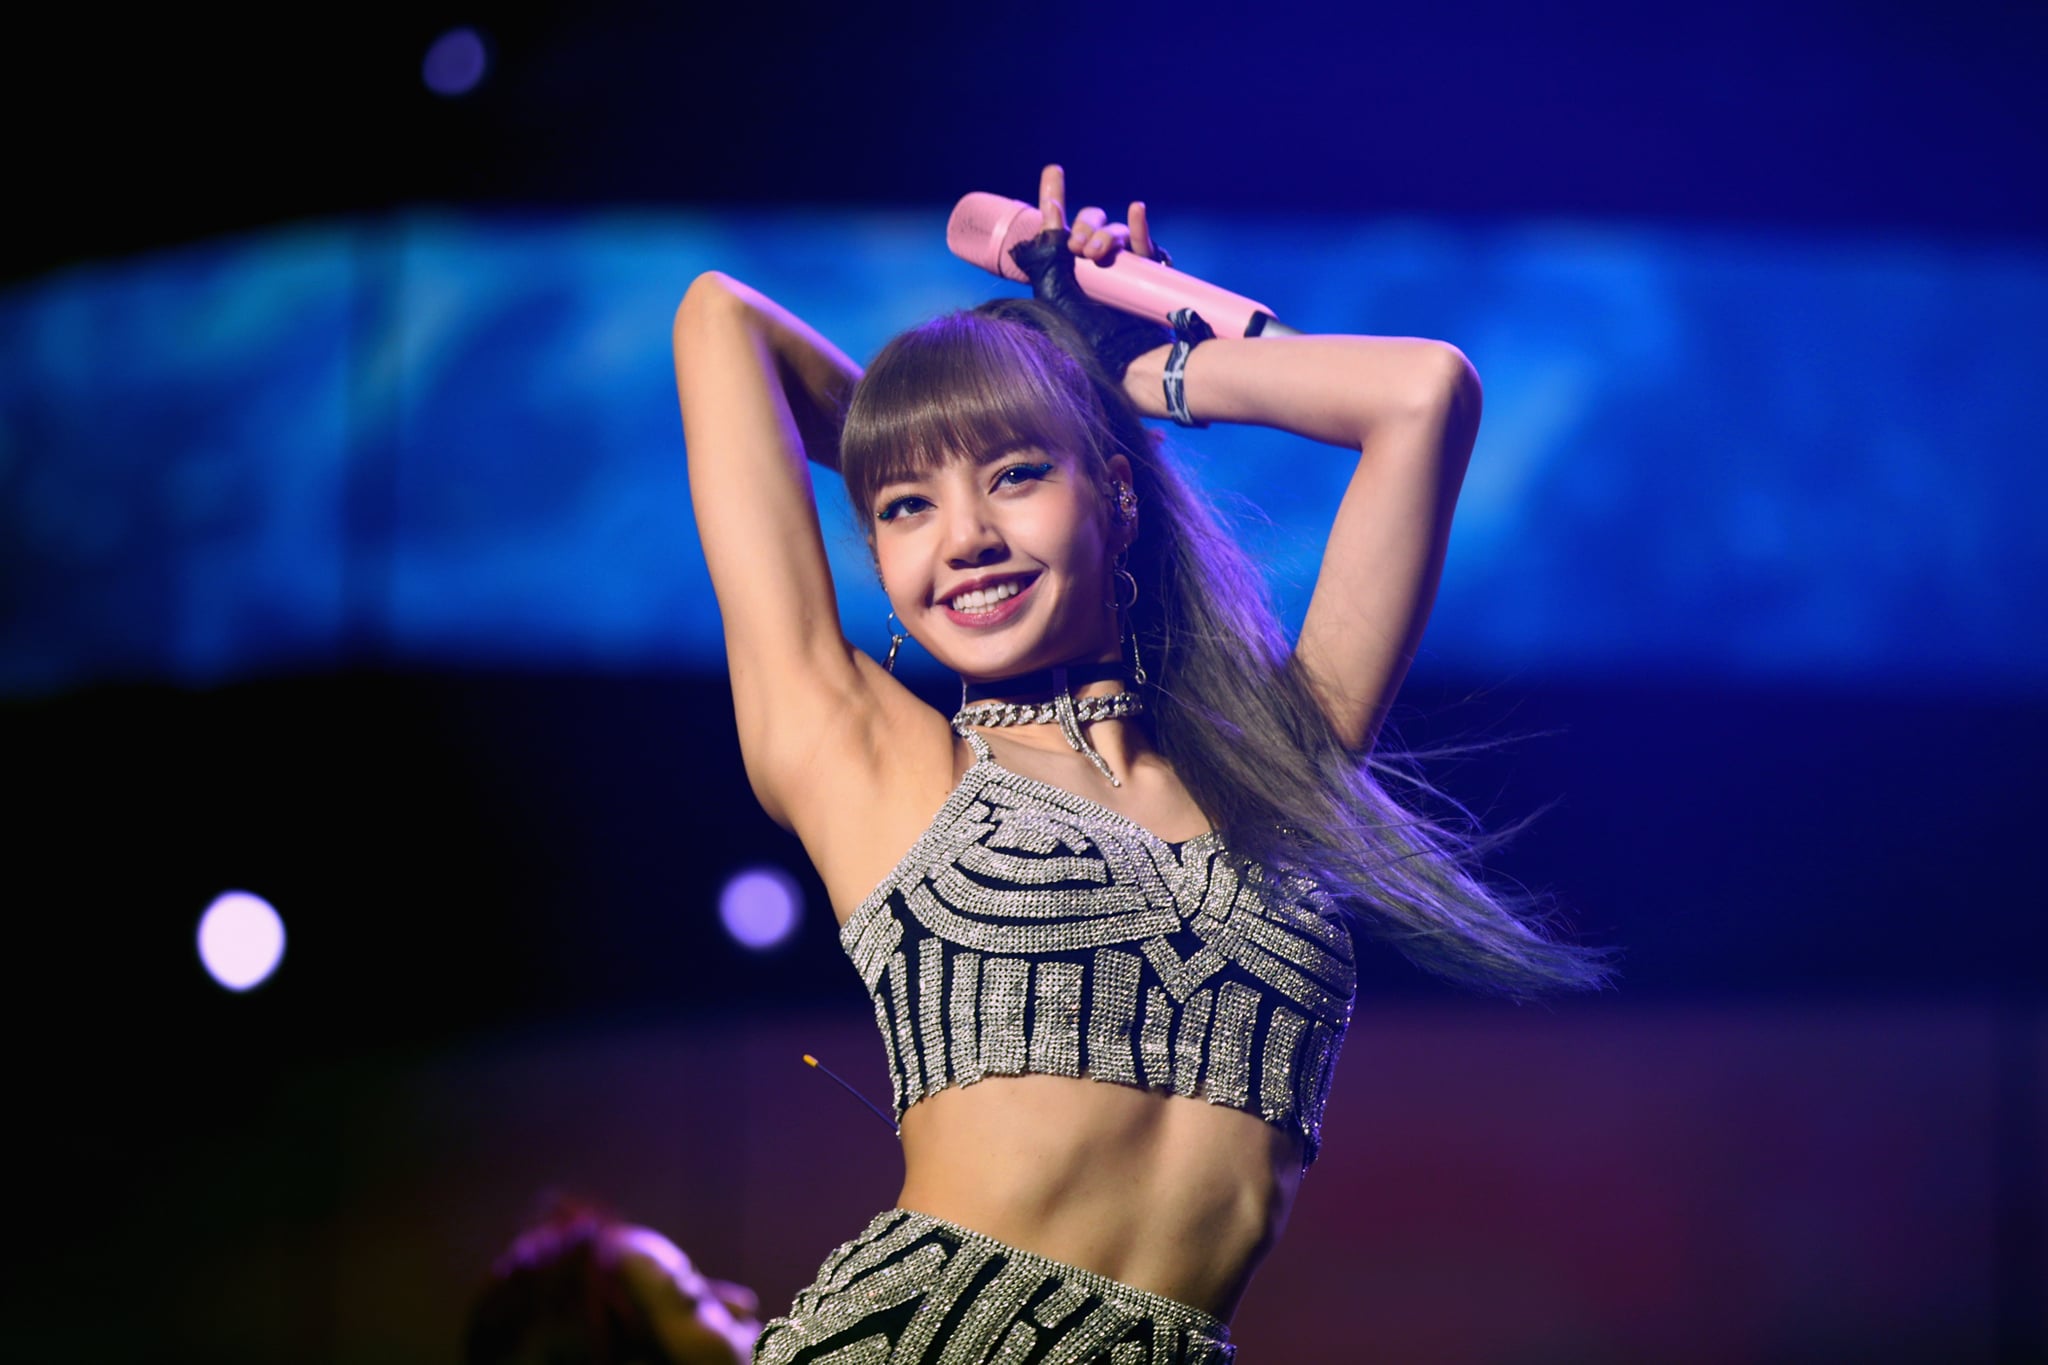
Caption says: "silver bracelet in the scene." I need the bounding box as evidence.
[1163,307,1216,428]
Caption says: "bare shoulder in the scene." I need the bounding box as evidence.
[770,653,971,925]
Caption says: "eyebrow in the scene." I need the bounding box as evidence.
[873,441,1048,495]
[973,438,1046,465]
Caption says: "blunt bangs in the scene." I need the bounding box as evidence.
[841,311,1106,521]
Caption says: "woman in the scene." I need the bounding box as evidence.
[672,166,1603,1363]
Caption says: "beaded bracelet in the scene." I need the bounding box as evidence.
[1163,307,1217,428]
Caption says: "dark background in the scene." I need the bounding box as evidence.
[10,0,2046,285]
[6,2,2045,1361]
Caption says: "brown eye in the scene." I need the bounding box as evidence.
[876,495,929,522]
[994,462,1055,489]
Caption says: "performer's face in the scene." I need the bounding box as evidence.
[868,444,1132,683]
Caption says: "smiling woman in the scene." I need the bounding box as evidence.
[672,164,1607,1361]
[864,440,1122,687]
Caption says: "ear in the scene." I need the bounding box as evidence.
[1103,453,1137,550]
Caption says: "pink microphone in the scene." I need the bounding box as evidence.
[946,192,1297,339]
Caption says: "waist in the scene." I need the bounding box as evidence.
[894,1074,1302,1320]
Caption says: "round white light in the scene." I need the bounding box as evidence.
[718,867,803,951]
[197,890,286,992]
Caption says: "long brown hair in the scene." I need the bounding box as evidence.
[841,301,1609,996]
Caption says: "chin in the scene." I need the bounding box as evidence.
[918,602,1116,682]
[940,652,1036,684]
[951,642,1114,684]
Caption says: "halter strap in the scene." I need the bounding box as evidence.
[960,729,993,762]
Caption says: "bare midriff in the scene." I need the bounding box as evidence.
[894,1073,1303,1321]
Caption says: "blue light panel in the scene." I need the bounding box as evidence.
[2,211,2041,695]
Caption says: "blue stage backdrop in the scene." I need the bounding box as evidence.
[3,210,2042,697]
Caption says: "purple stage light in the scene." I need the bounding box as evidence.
[718,867,803,951]
[197,890,286,991]
[422,27,488,97]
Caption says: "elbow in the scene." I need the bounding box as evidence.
[1442,341,1482,410]
[1411,340,1482,424]
[681,269,737,308]
[1382,341,1481,453]
[674,271,746,342]
[1439,343,1483,449]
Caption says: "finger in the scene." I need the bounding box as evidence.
[1068,205,1108,251]
[1038,164,1067,235]
[1129,202,1155,260]
[1083,223,1132,262]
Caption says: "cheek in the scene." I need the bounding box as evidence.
[871,542,922,606]
[1052,511,1116,579]
[1025,499,1106,564]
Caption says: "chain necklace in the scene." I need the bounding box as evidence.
[951,665,1146,786]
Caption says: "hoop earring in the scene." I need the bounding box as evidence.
[1111,565,1139,612]
[1109,556,1147,687]
[884,610,907,674]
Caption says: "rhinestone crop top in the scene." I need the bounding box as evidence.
[838,730,1357,1165]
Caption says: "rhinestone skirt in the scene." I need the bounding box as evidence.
[753,1209,1236,1364]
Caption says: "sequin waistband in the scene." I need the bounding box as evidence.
[754,1206,1235,1364]
[904,1209,1232,1340]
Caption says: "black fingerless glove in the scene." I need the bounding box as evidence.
[1008,231,1173,381]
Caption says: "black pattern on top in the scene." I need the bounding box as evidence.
[839,731,1357,1165]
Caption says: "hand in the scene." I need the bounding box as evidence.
[1039,163,1167,267]
[1010,164,1172,379]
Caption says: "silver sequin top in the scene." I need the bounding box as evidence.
[839,730,1357,1165]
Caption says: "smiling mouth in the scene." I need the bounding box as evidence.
[945,577,1034,615]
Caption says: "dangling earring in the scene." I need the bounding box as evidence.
[884,610,907,673]
[1104,482,1139,614]
[1110,555,1148,687]
[1109,559,1140,612]
[1114,481,1139,528]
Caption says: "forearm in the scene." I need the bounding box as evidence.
[676,272,862,471]
[1133,331,1482,749]
[1119,333,1476,454]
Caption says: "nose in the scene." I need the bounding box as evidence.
[941,499,1006,568]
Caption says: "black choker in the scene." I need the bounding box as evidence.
[961,660,1130,704]
[953,663,1145,787]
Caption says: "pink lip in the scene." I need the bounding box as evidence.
[939,574,1039,628]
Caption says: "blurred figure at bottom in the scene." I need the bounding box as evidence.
[466,1197,761,1365]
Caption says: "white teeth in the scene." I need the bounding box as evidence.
[949,581,1023,612]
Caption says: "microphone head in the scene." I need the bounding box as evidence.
[947,192,1043,284]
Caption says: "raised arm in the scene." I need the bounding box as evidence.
[1045,167,1480,752]
[1123,332,1480,751]
[671,272,869,825]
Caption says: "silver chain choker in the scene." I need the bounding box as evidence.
[951,666,1146,787]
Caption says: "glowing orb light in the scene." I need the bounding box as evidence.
[422,27,488,97]
[718,867,803,951]
[197,891,286,991]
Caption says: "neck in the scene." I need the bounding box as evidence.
[954,658,1147,786]
[962,659,1128,705]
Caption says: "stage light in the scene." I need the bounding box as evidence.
[717,867,803,951]
[422,27,488,97]
[197,891,286,992]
